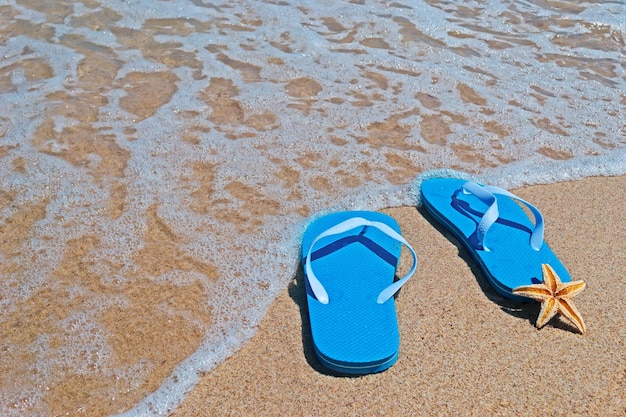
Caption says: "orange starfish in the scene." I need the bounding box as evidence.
[512,263,586,333]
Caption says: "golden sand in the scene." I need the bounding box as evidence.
[174,176,625,417]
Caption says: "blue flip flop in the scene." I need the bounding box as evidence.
[420,178,571,300]
[302,211,417,374]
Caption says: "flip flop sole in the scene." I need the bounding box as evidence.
[302,211,403,374]
[421,178,571,300]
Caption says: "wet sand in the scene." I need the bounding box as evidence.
[173,175,625,417]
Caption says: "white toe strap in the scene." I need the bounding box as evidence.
[462,182,544,251]
[305,217,418,305]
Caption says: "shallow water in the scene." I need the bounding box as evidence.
[0,0,624,415]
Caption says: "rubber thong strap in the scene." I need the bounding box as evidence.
[305,217,418,305]
[462,182,544,251]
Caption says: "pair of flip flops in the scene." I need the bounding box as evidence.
[302,177,586,375]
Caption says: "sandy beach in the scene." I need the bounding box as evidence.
[2,3,625,415]
[173,175,625,417]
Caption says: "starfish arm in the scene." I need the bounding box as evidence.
[557,298,586,334]
[535,297,559,329]
[556,280,587,298]
[512,284,552,302]
[542,264,560,293]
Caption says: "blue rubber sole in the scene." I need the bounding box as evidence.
[420,178,571,300]
[302,211,403,374]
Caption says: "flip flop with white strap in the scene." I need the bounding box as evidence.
[302,211,417,374]
[420,178,571,300]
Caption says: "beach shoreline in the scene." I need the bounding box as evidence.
[2,2,625,415]
[172,175,625,417]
